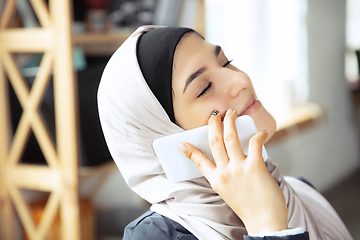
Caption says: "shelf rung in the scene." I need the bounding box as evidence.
[0,28,53,52]
[6,165,61,191]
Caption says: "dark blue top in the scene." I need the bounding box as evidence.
[123,210,197,240]
[123,210,309,240]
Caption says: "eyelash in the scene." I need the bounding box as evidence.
[197,82,212,98]
[223,59,233,67]
[196,59,233,98]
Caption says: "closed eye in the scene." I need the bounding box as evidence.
[196,60,232,98]
[197,82,212,98]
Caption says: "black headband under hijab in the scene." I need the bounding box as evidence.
[136,27,194,123]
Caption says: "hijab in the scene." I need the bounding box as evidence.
[137,27,193,123]
[97,25,352,240]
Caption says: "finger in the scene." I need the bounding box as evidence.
[179,142,216,180]
[223,109,245,160]
[248,131,268,162]
[208,110,229,167]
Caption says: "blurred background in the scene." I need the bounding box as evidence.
[1,0,360,239]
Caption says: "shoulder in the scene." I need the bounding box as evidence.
[123,210,198,240]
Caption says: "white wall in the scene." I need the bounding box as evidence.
[267,0,360,192]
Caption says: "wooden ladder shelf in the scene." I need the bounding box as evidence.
[0,0,81,239]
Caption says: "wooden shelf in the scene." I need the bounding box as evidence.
[72,31,133,56]
[269,103,325,144]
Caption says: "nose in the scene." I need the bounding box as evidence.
[215,68,250,98]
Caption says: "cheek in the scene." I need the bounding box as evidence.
[188,99,229,129]
[176,108,209,130]
[173,100,203,129]
[174,100,221,130]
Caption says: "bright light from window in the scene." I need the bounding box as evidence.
[205,0,308,123]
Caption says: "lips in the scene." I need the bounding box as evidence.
[238,97,255,115]
[238,97,262,116]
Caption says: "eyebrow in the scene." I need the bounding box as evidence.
[183,45,222,94]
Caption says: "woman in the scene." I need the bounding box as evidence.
[97,25,352,239]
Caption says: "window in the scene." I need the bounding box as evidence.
[205,0,308,122]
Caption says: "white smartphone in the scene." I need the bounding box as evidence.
[152,115,268,182]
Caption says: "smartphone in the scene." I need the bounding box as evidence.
[152,115,268,182]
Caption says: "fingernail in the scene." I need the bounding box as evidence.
[226,109,234,115]
[179,143,187,152]
[210,110,219,117]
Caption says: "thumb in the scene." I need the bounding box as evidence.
[179,142,216,179]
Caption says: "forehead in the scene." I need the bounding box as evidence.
[173,33,214,78]
[174,33,212,62]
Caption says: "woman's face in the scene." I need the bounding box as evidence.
[172,33,276,143]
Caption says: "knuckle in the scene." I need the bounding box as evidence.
[211,173,228,192]
[224,132,236,143]
[185,147,201,162]
[190,152,204,169]
[196,158,205,170]
[209,136,220,147]
[184,148,205,170]
[217,172,228,183]
[185,148,195,159]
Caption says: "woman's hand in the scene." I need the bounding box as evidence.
[179,109,288,235]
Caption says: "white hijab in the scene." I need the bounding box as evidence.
[97,25,352,240]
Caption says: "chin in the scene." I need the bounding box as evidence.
[249,107,276,144]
